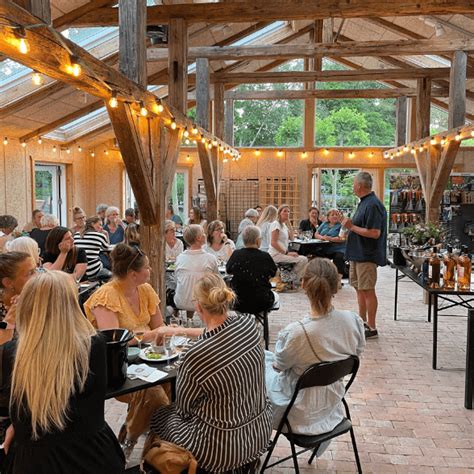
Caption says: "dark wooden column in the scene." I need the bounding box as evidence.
[448,51,467,129]
[416,77,431,140]
[224,99,234,146]
[395,96,408,146]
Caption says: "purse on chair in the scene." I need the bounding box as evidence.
[140,433,198,474]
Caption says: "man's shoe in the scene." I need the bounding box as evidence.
[363,322,370,331]
[365,327,378,339]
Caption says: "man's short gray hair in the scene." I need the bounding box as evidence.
[183,224,203,245]
[355,171,373,190]
[40,214,59,228]
[96,203,108,213]
[242,225,261,247]
[244,208,259,218]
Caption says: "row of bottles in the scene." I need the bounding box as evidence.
[424,245,472,290]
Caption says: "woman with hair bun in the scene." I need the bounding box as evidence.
[151,273,272,473]
[265,258,365,443]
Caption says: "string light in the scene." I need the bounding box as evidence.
[31,72,43,86]
[223,157,228,163]
[191,125,198,135]
[21,141,26,148]
[139,101,148,117]
[212,139,218,147]
[219,145,224,152]
[109,91,118,108]
[2,137,7,146]
[403,145,409,152]
[154,98,164,113]
[37,137,42,144]
[66,148,71,154]
[52,145,57,153]
[207,142,213,150]
[183,127,189,138]
[201,137,206,144]
[323,149,329,156]
[255,149,261,156]
[349,152,355,159]
[78,145,82,152]
[369,152,374,158]
[430,137,437,145]
[185,138,190,145]
[390,154,394,160]
[455,133,462,141]
[186,154,190,161]
[301,151,308,159]
[277,150,283,157]
[471,131,474,138]
[410,148,416,155]
[66,56,81,77]
[170,118,177,130]
[91,151,95,157]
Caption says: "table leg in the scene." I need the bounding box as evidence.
[394,268,399,321]
[427,292,432,323]
[432,293,438,370]
[466,309,474,409]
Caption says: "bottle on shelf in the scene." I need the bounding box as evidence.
[457,245,472,291]
[428,247,441,289]
[442,245,456,290]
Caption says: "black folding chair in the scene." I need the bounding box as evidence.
[261,355,362,473]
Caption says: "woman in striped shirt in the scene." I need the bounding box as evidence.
[73,217,111,280]
[151,273,272,472]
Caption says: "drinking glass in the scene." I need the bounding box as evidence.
[163,335,174,371]
[133,331,145,351]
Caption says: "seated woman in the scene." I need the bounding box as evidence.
[103,206,125,245]
[299,206,323,239]
[269,204,307,278]
[85,244,200,343]
[2,271,125,473]
[203,220,235,262]
[226,225,277,314]
[151,273,272,472]
[185,207,207,233]
[73,217,112,281]
[0,215,18,252]
[124,223,140,249]
[69,206,86,235]
[265,258,365,439]
[42,227,87,281]
[165,204,183,229]
[257,205,277,253]
[6,237,41,268]
[164,220,183,261]
[314,208,347,284]
[29,214,58,257]
[22,210,43,234]
[235,208,259,249]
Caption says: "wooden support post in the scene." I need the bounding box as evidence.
[224,99,234,146]
[14,0,51,24]
[408,97,417,142]
[168,18,188,112]
[303,24,319,149]
[395,96,408,146]
[448,50,467,129]
[214,82,225,139]
[416,77,431,140]
[196,58,210,129]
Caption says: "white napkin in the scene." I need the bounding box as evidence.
[127,364,168,383]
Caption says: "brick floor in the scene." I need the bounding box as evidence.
[105,266,474,472]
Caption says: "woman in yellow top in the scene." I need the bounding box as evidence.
[85,244,199,342]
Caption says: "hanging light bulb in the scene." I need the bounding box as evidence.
[67,56,81,77]
[139,101,148,117]
[369,152,374,158]
[349,152,355,159]
[390,154,394,160]
[219,145,224,152]
[52,145,57,153]
[31,72,43,86]
[212,139,218,147]
[183,127,189,138]
[403,145,409,152]
[410,148,416,155]
[255,149,261,156]
[192,124,198,135]
[430,137,437,145]
[78,145,82,152]
[21,141,26,148]
[2,137,8,146]
[170,118,177,130]
[301,151,308,159]
[383,152,388,158]
[207,142,213,150]
[223,157,228,163]
[186,154,191,161]
[201,136,206,144]
[38,137,42,144]
[109,91,118,108]
[323,149,329,156]
[471,130,474,138]
[18,37,29,54]
[277,150,283,157]
[185,138,190,145]
[66,148,71,154]
[91,151,95,157]
[154,98,164,113]
[104,149,109,155]
[440,137,446,146]
[455,133,462,141]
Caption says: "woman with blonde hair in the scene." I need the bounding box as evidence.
[70,207,86,235]
[203,220,235,262]
[103,206,125,245]
[265,258,364,440]
[269,204,308,278]
[257,205,277,252]
[2,271,125,472]
[151,273,272,472]
[186,206,207,233]
[124,223,140,248]
[164,220,183,261]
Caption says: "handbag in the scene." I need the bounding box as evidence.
[298,320,323,362]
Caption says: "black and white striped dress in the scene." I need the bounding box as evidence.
[73,231,109,278]
[151,313,272,472]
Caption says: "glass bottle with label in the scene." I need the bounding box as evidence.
[428,247,441,288]
[457,245,472,291]
[442,245,456,290]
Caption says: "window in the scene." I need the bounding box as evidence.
[35,164,67,225]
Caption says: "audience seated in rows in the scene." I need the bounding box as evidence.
[151,273,272,472]
[29,214,58,257]
[42,227,87,281]
[257,205,277,253]
[269,205,308,278]
[73,217,111,281]
[299,206,323,239]
[235,208,259,249]
[164,220,183,261]
[265,258,365,445]
[1,271,125,473]
[0,216,18,253]
[186,207,207,233]
[203,220,235,262]
[226,225,277,314]
[170,225,219,311]
[103,207,125,245]
[22,210,43,234]
[6,237,41,268]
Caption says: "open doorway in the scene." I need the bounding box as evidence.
[34,163,67,225]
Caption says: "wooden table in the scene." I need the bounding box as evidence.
[392,262,474,409]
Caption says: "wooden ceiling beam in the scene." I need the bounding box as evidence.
[69,0,474,26]
[147,38,474,62]
[53,0,116,30]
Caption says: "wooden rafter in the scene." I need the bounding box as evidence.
[69,1,474,26]
[147,38,474,62]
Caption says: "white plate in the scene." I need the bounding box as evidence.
[139,348,179,363]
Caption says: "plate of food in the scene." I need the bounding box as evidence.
[139,347,179,362]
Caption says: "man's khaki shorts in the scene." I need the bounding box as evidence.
[349,261,378,290]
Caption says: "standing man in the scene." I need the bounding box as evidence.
[340,172,387,338]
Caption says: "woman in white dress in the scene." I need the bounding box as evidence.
[256,205,277,252]
[203,220,235,262]
[269,204,307,277]
[265,257,365,438]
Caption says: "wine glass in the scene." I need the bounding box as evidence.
[163,335,174,371]
[133,331,145,351]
